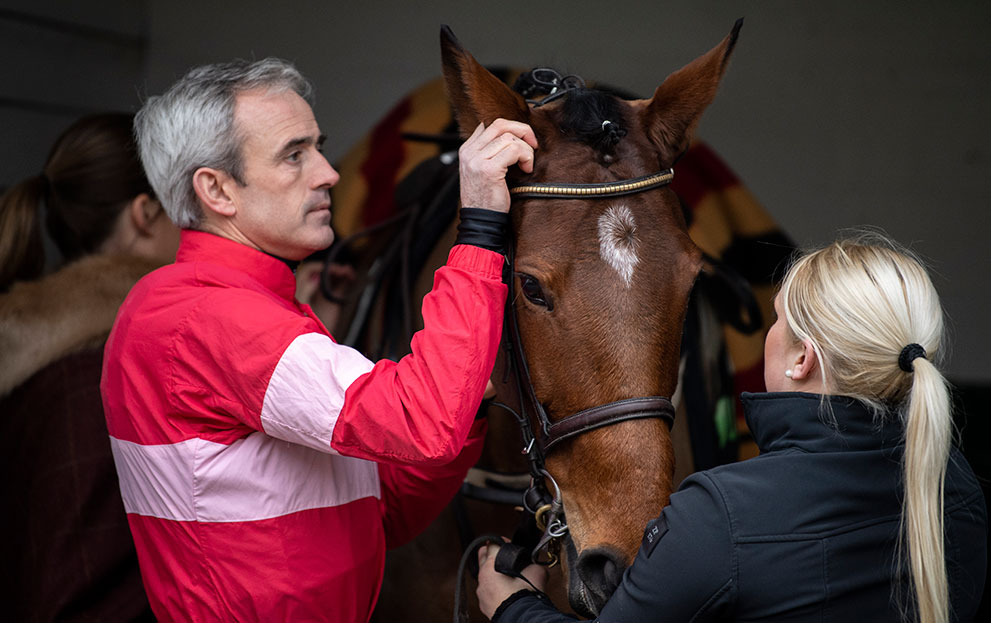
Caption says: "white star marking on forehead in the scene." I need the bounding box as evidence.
[598,204,640,286]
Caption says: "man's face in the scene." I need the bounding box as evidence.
[226,88,339,260]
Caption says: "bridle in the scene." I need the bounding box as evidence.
[453,69,688,619]
[509,168,673,199]
[494,167,678,566]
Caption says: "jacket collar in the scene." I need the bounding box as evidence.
[0,254,163,397]
[176,230,298,302]
[742,391,905,454]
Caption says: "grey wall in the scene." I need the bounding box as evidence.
[0,1,149,261]
[3,1,989,383]
[0,1,148,184]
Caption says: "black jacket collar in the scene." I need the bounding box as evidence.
[741,391,905,454]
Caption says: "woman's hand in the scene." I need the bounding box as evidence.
[476,541,548,619]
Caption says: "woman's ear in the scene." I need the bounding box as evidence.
[789,339,820,382]
[192,167,237,218]
[127,193,161,235]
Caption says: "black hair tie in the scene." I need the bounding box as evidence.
[898,343,927,372]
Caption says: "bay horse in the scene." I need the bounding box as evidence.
[319,21,753,621]
[440,21,741,618]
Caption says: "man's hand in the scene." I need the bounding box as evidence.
[459,119,538,214]
[476,540,548,619]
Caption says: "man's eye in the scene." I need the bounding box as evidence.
[287,151,302,162]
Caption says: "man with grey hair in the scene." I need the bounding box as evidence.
[101,57,537,622]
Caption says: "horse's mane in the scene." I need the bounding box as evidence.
[513,68,629,154]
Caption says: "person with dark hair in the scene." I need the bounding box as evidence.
[0,112,179,622]
[476,233,986,623]
[100,57,536,622]
[0,113,179,290]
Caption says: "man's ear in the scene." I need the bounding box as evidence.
[192,167,237,218]
[789,339,820,381]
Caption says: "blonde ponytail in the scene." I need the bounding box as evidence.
[779,232,954,623]
[901,354,951,623]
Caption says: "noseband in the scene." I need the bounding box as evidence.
[495,167,678,565]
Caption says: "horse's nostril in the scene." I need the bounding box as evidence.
[575,548,626,610]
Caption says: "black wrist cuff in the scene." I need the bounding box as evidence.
[455,208,509,253]
[492,589,545,623]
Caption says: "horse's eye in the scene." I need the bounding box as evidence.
[517,273,553,310]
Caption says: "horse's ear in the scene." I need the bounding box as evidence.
[441,25,530,137]
[639,19,743,163]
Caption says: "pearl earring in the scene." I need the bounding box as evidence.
[784,369,794,379]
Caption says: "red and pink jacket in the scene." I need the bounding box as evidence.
[101,230,505,622]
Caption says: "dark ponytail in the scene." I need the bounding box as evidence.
[0,113,153,292]
[0,176,47,290]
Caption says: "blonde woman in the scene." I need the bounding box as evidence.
[477,233,987,623]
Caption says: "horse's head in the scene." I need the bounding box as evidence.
[442,23,741,616]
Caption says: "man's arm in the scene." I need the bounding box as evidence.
[375,418,487,548]
[328,245,504,464]
[257,120,537,467]
[325,120,536,464]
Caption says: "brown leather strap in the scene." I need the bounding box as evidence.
[510,168,674,199]
[542,396,675,453]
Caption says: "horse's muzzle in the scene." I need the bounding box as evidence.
[567,543,626,617]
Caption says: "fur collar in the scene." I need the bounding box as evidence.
[0,254,163,397]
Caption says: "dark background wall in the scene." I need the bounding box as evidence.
[2,1,989,385]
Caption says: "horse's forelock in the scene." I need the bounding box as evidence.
[557,89,629,154]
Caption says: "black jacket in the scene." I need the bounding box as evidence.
[498,392,987,622]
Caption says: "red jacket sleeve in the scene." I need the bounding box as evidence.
[330,245,505,465]
[377,418,487,548]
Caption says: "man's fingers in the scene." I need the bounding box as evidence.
[482,118,539,149]
[463,118,537,152]
[473,133,535,176]
[516,145,535,173]
[475,132,531,162]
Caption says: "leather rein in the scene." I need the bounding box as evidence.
[494,167,678,565]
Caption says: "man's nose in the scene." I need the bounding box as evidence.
[314,153,340,188]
